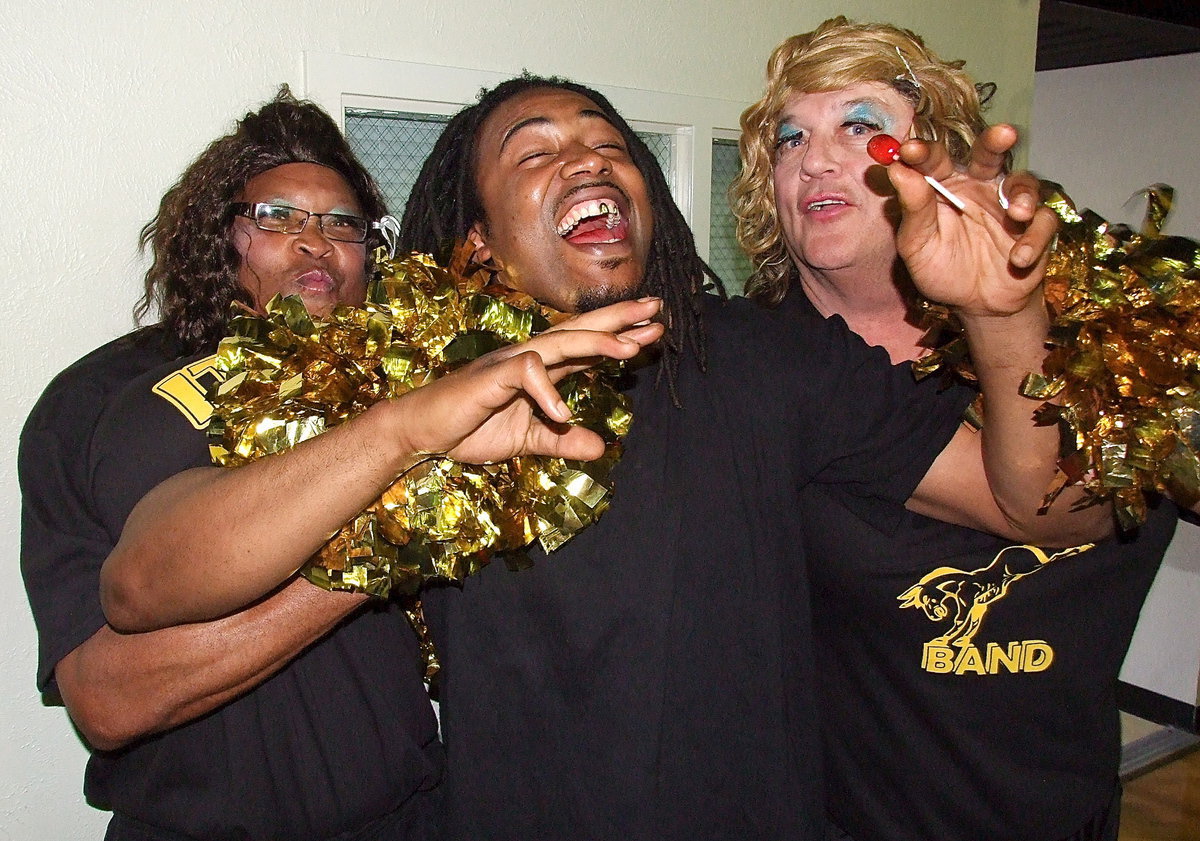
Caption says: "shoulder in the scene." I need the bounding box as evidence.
[19,328,183,496]
[700,291,823,341]
[92,348,223,470]
[99,350,224,435]
[1115,494,1180,556]
[677,295,879,455]
[703,291,876,353]
[22,327,179,443]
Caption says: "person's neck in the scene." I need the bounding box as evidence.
[797,263,928,364]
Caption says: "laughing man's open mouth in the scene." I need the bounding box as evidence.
[556,198,627,244]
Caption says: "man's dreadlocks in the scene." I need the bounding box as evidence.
[399,74,720,403]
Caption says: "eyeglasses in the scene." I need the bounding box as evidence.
[231,202,372,243]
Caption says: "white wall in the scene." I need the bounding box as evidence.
[1029,53,1200,710]
[2,1,1036,836]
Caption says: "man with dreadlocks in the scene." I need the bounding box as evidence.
[391,76,1106,840]
[97,75,1105,841]
[19,88,454,840]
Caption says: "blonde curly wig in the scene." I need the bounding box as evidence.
[732,17,992,304]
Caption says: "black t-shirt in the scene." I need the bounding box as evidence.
[787,295,1178,840]
[805,488,1173,841]
[19,329,443,841]
[424,295,974,841]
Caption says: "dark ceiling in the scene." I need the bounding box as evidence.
[1037,0,1200,70]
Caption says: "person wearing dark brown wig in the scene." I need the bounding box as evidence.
[19,86,453,841]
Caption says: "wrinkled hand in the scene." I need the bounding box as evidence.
[387,297,664,467]
[888,124,1058,318]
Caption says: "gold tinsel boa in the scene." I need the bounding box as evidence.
[915,185,1200,529]
[207,251,631,597]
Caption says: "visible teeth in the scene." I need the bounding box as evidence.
[807,199,845,211]
[557,198,622,236]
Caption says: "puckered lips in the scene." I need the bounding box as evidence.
[294,267,337,294]
[802,192,853,218]
[555,186,630,245]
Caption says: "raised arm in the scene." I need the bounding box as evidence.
[894,126,1111,544]
[101,299,664,632]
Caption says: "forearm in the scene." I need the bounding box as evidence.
[910,293,1112,544]
[963,297,1055,517]
[59,578,367,751]
[962,298,1111,543]
[102,399,421,631]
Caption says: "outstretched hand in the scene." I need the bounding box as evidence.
[387,296,664,467]
[887,124,1058,318]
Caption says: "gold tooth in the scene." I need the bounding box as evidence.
[558,200,623,236]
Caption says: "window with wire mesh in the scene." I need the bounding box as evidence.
[346,108,675,221]
[635,132,674,195]
[346,110,451,215]
[709,138,754,296]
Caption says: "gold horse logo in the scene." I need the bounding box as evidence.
[897,544,1094,647]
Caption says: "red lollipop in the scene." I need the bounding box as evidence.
[866,133,901,165]
[865,133,966,211]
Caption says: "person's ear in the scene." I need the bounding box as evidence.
[467,223,493,265]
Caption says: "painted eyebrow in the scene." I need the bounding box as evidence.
[498,108,616,153]
[775,97,891,126]
[841,98,890,116]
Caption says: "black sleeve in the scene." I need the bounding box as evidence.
[19,353,214,691]
[20,375,120,692]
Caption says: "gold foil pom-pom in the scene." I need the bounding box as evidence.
[208,250,631,596]
[915,184,1200,529]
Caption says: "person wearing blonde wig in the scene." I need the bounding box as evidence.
[733,16,1177,841]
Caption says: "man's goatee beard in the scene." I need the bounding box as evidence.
[574,275,646,313]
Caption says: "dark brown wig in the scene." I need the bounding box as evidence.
[136,85,388,354]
